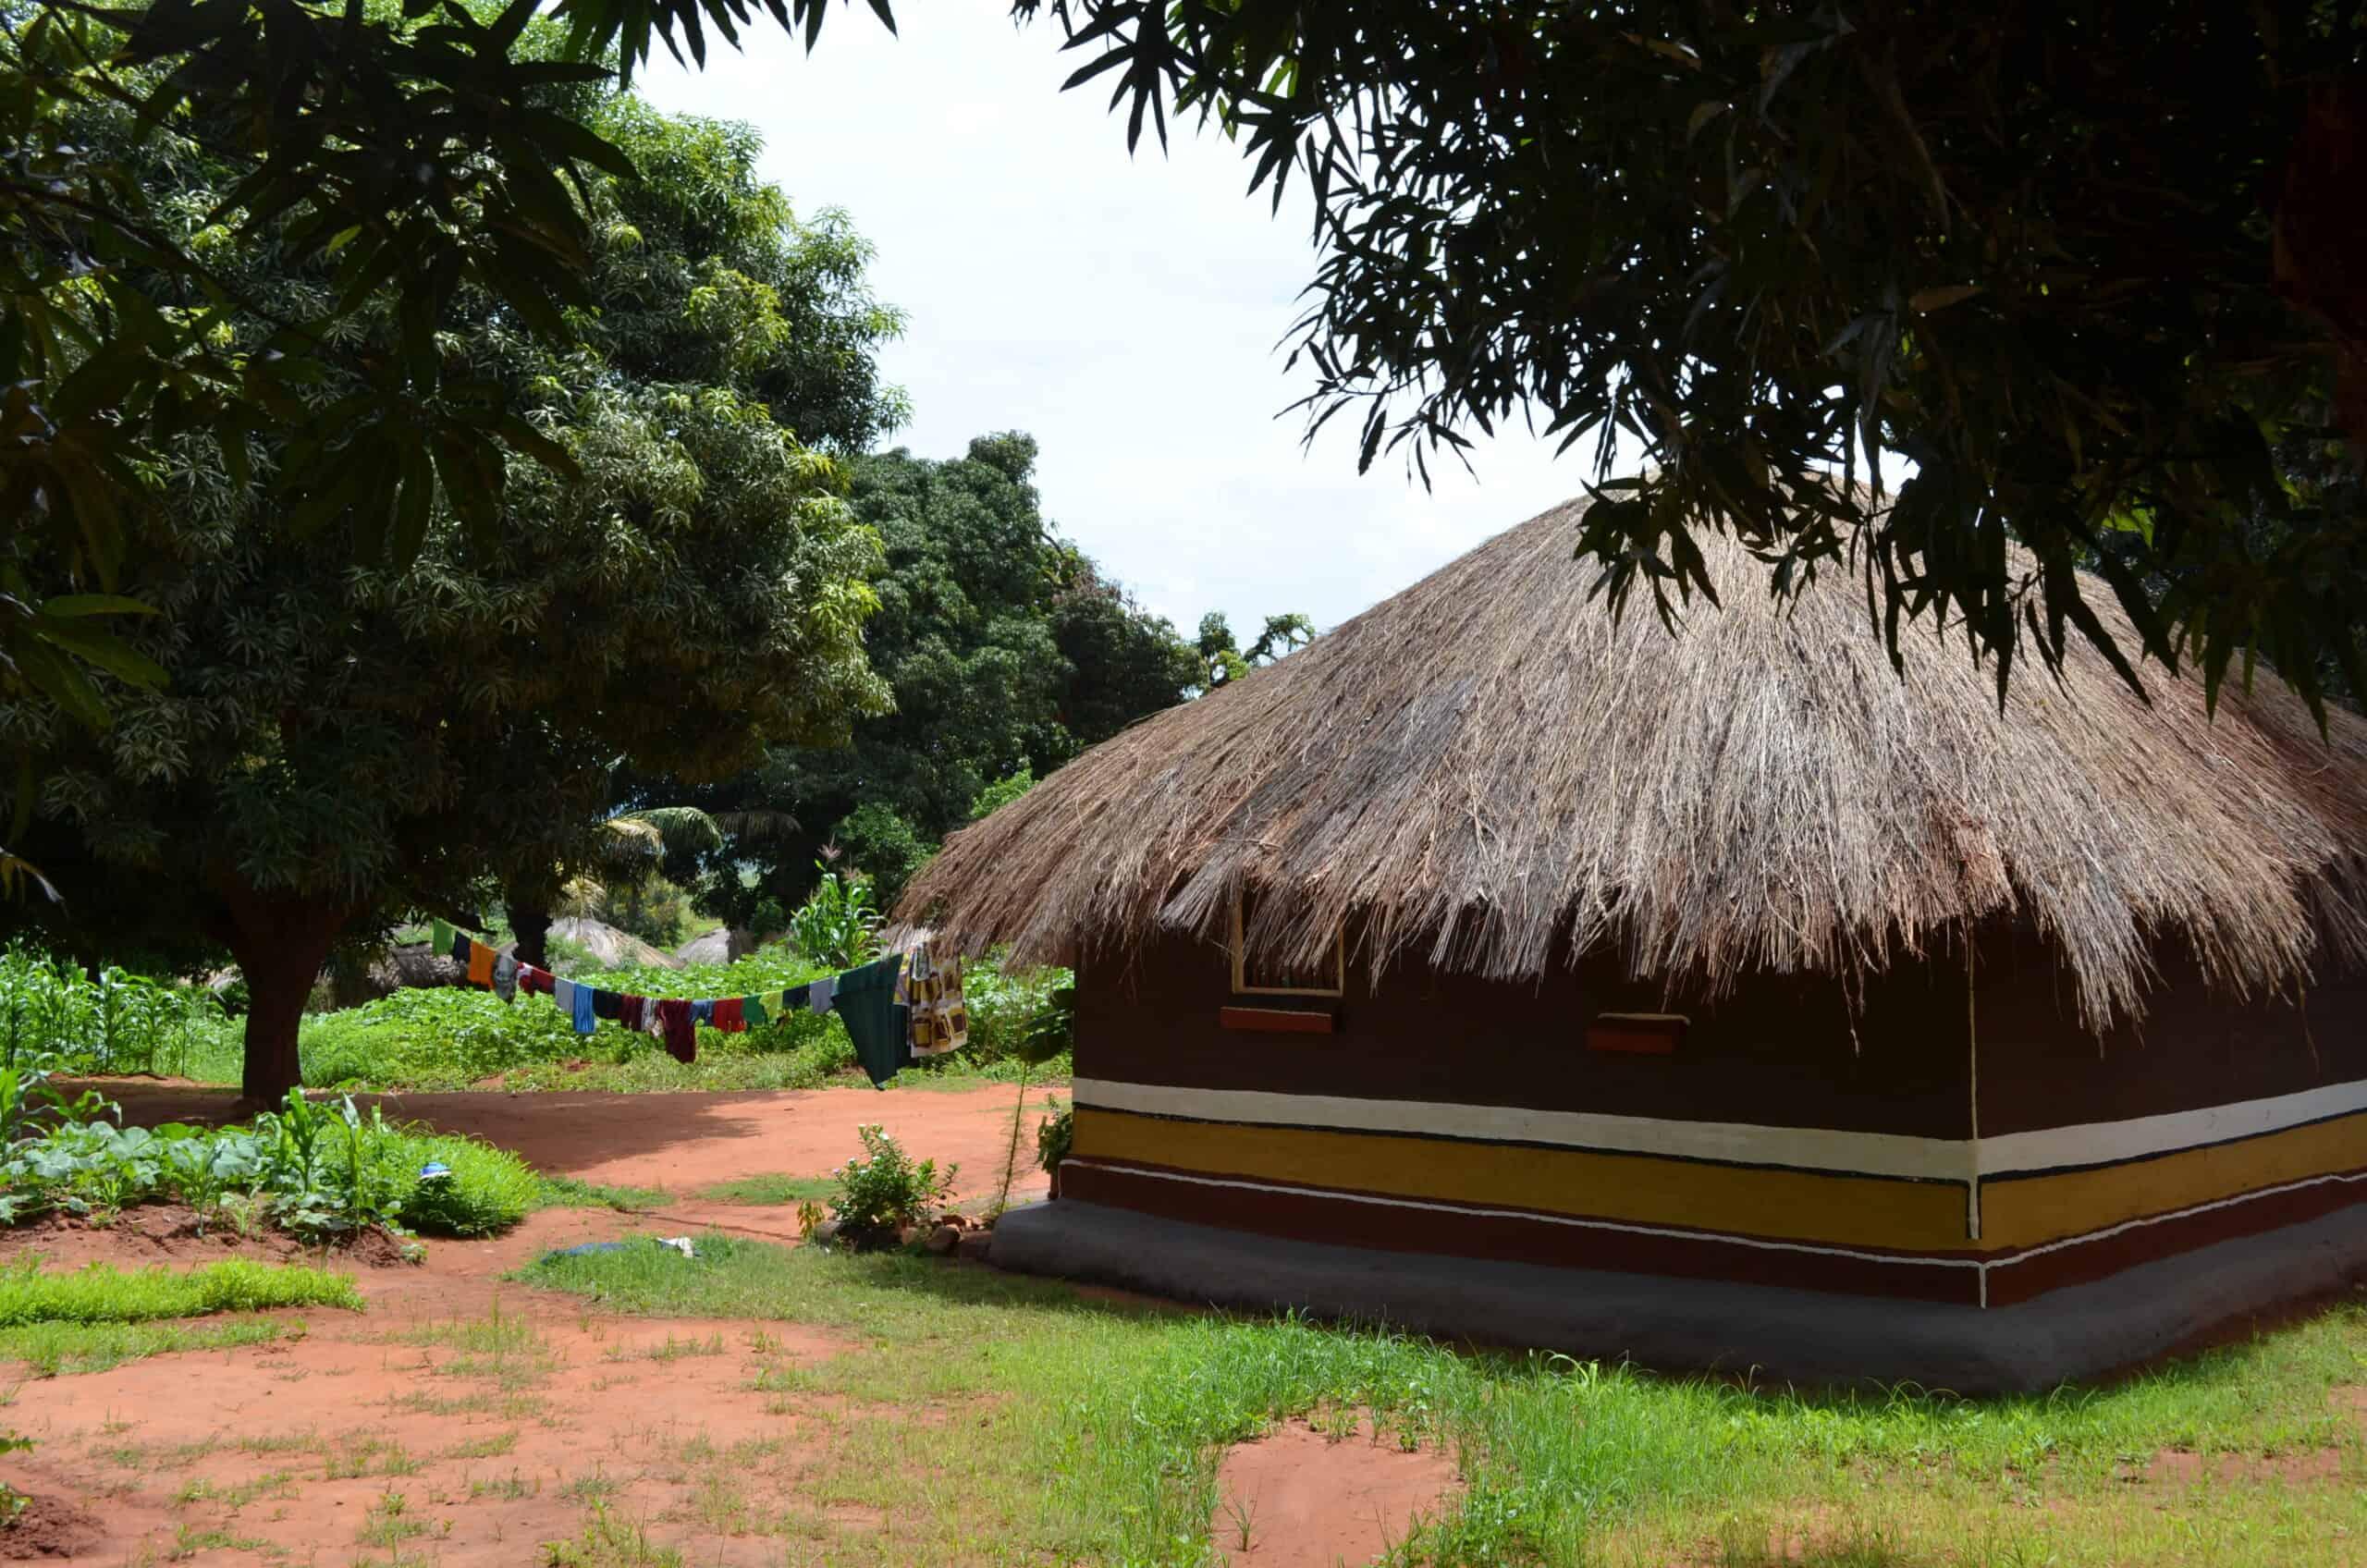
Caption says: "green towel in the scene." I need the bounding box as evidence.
[832,954,907,1089]
[740,993,769,1028]
[430,918,453,954]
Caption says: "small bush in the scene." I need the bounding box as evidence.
[826,1125,955,1247]
[386,1133,540,1237]
[1036,1107,1073,1175]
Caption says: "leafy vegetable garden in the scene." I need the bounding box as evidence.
[0,1061,537,1243]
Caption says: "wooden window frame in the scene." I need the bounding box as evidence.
[1229,891,1344,998]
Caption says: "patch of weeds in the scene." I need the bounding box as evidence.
[444,1431,519,1461]
[0,1314,302,1376]
[163,1523,271,1560]
[0,1258,361,1326]
[358,1488,430,1549]
[690,1172,834,1207]
[562,1466,620,1504]
[632,1332,724,1363]
[401,1299,556,1389]
[471,1470,539,1501]
[541,1504,684,1567]
[534,1176,670,1214]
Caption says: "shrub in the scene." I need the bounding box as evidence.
[963,960,1074,1067]
[1036,1107,1073,1176]
[826,1125,955,1247]
[385,1133,540,1238]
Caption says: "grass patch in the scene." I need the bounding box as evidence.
[690,1173,834,1207]
[534,1176,670,1213]
[0,1314,305,1376]
[516,1233,2367,1567]
[0,1257,362,1326]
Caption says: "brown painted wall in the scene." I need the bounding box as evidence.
[1078,925,1978,1137]
[1970,920,2367,1135]
[1078,921,2367,1140]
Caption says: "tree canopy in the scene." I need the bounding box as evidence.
[2,84,901,1097]
[668,432,1208,917]
[1021,1,2367,717]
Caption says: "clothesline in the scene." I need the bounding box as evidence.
[426,920,967,1086]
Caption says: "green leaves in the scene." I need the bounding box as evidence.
[1026,0,2367,723]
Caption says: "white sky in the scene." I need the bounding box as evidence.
[637,6,1600,637]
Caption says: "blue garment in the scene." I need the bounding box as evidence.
[690,998,714,1026]
[569,980,596,1035]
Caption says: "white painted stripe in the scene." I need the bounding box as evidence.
[1976,1079,2367,1177]
[1060,1158,1980,1271]
[1072,1076,2367,1182]
[1071,1077,1976,1182]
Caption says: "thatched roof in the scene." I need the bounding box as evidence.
[900,499,2367,1025]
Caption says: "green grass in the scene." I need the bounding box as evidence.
[515,1232,2367,1567]
[387,1130,541,1237]
[0,1314,309,1375]
[150,952,1077,1096]
[535,1176,671,1213]
[691,1173,835,1206]
[0,1257,362,1326]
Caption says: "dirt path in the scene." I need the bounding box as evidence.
[3,1084,1061,1563]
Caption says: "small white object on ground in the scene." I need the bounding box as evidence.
[656,1236,696,1258]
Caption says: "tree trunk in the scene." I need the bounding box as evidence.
[218,885,353,1107]
[510,902,552,970]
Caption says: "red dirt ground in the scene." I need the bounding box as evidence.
[0,1084,1054,1564]
[1211,1420,1462,1567]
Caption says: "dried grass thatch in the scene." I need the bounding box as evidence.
[901,499,2367,1026]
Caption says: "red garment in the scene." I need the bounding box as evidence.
[619,995,646,1031]
[713,997,745,1034]
[518,965,555,996]
[655,998,697,1062]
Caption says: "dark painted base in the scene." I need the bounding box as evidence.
[987,1199,2367,1395]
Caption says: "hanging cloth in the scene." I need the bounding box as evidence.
[929,956,969,1055]
[467,941,495,987]
[655,998,696,1062]
[739,994,768,1029]
[520,965,554,997]
[592,988,623,1022]
[448,928,471,965]
[492,951,519,1003]
[832,953,908,1089]
[690,998,714,1027]
[714,998,746,1033]
[619,995,647,1031]
[431,919,454,956]
[570,981,597,1035]
[806,975,836,1014]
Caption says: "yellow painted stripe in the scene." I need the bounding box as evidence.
[1980,1110,2367,1250]
[1073,1107,1973,1252]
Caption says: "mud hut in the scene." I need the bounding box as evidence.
[903,499,2367,1388]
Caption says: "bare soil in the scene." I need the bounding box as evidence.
[1210,1419,1461,1567]
[0,1084,1049,1564]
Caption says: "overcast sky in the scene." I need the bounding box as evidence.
[637,7,1600,638]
